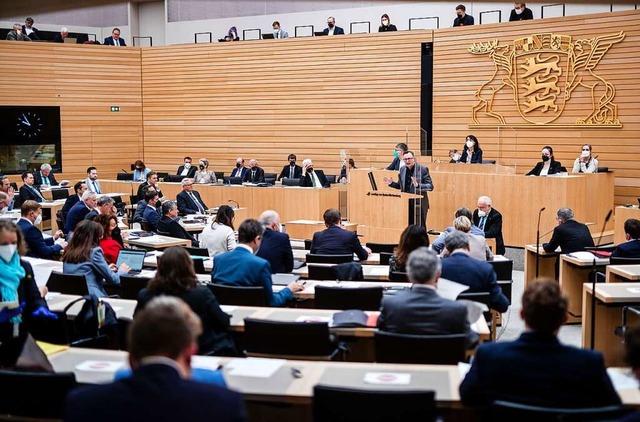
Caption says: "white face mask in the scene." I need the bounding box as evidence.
[184,163,191,169]
[515,7,523,14]
[581,150,590,158]
[34,214,42,225]
[0,244,17,263]
[466,141,474,148]
[451,154,460,161]
[477,210,487,217]
[381,20,389,26]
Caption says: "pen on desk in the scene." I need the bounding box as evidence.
[216,364,224,371]
[291,367,303,378]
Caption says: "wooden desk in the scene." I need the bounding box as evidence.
[40,199,67,231]
[293,249,380,265]
[293,264,390,281]
[285,220,358,241]
[124,235,191,250]
[607,265,640,283]
[615,206,640,245]
[523,245,558,287]
[560,254,609,324]
[40,186,73,201]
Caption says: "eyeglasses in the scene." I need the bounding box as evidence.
[403,157,414,161]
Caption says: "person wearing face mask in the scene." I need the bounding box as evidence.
[272,21,289,39]
[256,210,294,274]
[278,154,302,181]
[572,144,598,174]
[453,4,474,27]
[194,158,217,184]
[177,156,197,179]
[229,157,247,180]
[227,26,240,41]
[95,214,123,265]
[448,149,461,163]
[322,16,345,36]
[17,201,66,260]
[472,196,505,255]
[157,201,198,247]
[509,2,534,21]
[378,14,397,32]
[133,160,151,182]
[459,135,483,164]
[526,145,567,176]
[6,23,31,41]
[386,142,408,171]
[0,220,56,341]
[299,158,330,188]
[242,159,265,184]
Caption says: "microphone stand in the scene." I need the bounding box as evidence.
[228,199,239,209]
[590,209,613,350]
[535,207,545,278]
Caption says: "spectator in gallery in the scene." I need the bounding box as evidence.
[104,27,126,46]
[323,16,345,35]
[453,4,475,27]
[509,2,534,21]
[272,21,288,38]
[22,17,39,40]
[458,135,483,164]
[54,27,70,43]
[6,23,31,41]
[227,26,240,41]
[378,14,397,32]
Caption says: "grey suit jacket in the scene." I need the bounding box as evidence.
[377,285,478,349]
[389,163,434,209]
[85,178,102,194]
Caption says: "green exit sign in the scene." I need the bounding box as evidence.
[110,106,120,112]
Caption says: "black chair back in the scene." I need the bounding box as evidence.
[488,259,513,281]
[325,174,337,184]
[315,285,383,311]
[156,172,169,181]
[374,331,467,364]
[206,283,267,306]
[46,272,88,295]
[304,239,312,249]
[610,256,640,265]
[227,176,242,185]
[214,171,224,180]
[244,318,335,359]
[120,275,151,300]
[313,385,437,422]
[129,194,139,205]
[185,246,209,256]
[365,242,397,253]
[141,221,153,232]
[389,271,408,282]
[51,189,69,200]
[306,253,353,264]
[56,210,66,232]
[193,258,208,274]
[264,173,277,185]
[0,370,77,419]
[491,401,628,422]
[379,252,392,265]
[282,178,300,186]
[308,264,338,281]
[458,291,491,306]
[117,172,133,181]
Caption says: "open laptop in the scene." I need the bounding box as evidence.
[63,37,77,44]
[262,33,275,39]
[115,249,147,275]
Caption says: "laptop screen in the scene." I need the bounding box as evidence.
[116,250,146,271]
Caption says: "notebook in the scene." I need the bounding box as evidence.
[115,249,146,274]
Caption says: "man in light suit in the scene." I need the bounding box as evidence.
[18,201,66,260]
[19,172,46,203]
[242,159,265,184]
[612,219,640,258]
[256,210,294,274]
[298,158,330,188]
[441,231,509,313]
[229,157,248,179]
[383,150,433,226]
[176,156,197,179]
[65,297,247,422]
[211,219,303,306]
[104,27,126,46]
[385,142,408,171]
[272,21,289,38]
[278,154,302,181]
[311,208,370,260]
[460,279,620,410]
[472,196,505,255]
[322,16,345,35]
[157,201,198,247]
[176,178,208,215]
[85,166,102,194]
[378,247,478,349]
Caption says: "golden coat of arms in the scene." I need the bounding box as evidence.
[468,32,625,128]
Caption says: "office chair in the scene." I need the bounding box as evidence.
[365,242,397,253]
[46,272,89,295]
[119,275,151,300]
[0,371,77,419]
[206,283,267,306]
[315,285,383,311]
[306,254,353,264]
[117,172,133,181]
[214,171,224,180]
[491,401,628,421]
[379,252,392,265]
[374,331,467,364]
[51,189,69,200]
[184,246,209,256]
[389,271,408,282]
[282,178,300,186]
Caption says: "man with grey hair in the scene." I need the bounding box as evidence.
[543,207,594,254]
[473,195,505,255]
[6,23,31,41]
[85,195,115,221]
[242,159,265,184]
[65,296,247,422]
[299,158,329,188]
[256,210,294,273]
[34,163,68,188]
[441,231,509,313]
[176,178,207,215]
[377,247,479,349]
[54,27,70,43]
[65,191,97,234]
[157,200,198,246]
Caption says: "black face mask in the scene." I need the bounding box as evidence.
[541,155,550,162]
[328,23,334,28]
[308,167,314,172]
[112,227,121,237]
[289,161,296,166]
[199,165,205,170]
[236,163,242,168]
[136,168,143,171]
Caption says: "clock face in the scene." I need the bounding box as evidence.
[16,111,44,139]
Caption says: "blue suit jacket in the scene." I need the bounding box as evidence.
[65,201,90,233]
[61,194,80,219]
[65,364,246,422]
[211,246,292,306]
[17,218,63,260]
[142,205,160,232]
[459,332,621,409]
[256,228,294,274]
[322,26,345,35]
[612,239,640,258]
[440,252,509,313]
[385,157,401,171]
[229,167,248,179]
[311,225,368,261]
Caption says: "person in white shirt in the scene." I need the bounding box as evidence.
[200,205,236,256]
[572,144,599,174]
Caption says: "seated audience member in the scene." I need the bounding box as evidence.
[142,191,161,232]
[323,16,344,35]
[22,17,39,40]
[211,219,303,307]
[62,181,87,220]
[386,142,408,171]
[473,196,505,255]
[19,172,46,203]
[459,135,483,164]
[228,26,240,41]
[444,216,491,261]
[622,326,640,422]
[526,145,567,176]
[85,195,115,221]
[339,158,356,183]
[378,14,397,32]
[54,27,70,43]
[453,4,474,26]
[133,160,151,182]
[6,23,31,41]
[177,156,197,178]
[272,21,288,38]
[85,166,102,194]
[137,171,163,201]
[64,296,246,422]
[441,231,509,313]
[509,2,534,21]
[104,27,126,46]
[229,157,247,179]
[389,225,429,273]
[278,154,302,180]
[136,247,236,356]
[460,279,620,409]
[449,149,460,163]
[256,210,293,274]
[133,186,157,223]
[242,159,265,184]
[177,178,208,215]
[95,214,122,265]
[157,201,198,247]
[0,176,16,211]
[572,144,599,174]
[194,158,217,184]
[34,163,67,188]
[62,220,129,297]
[612,218,640,258]
[299,158,330,188]
[432,207,484,254]
[0,192,10,212]
[543,207,594,254]
[378,247,478,349]
[18,201,66,260]
[311,208,370,260]
[65,191,97,234]
[200,205,236,256]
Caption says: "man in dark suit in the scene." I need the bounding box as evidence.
[212,219,303,306]
[19,172,46,203]
[242,159,265,184]
[142,191,161,232]
[84,196,115,221]
[256,210,294,274]
[509,2,534,21]
[65,191,97,234]
[229,157,248,179]
[176,178,208,215]
[441,231,509,313]
[378,247,479,349]
[311,208,370,261]
[453,4,475,26]
[383,150,434,226]
[103,27,126,46]
[460,279,620,409]
[157,201,198,247]
[22,17,39,40]
[53,27,70,43]
[543,207,594,253]
[299,158,330,188]
[278,154,302,181]
[137,171,164,201]
[612,218,640,258]
[323,16,345,35]
[65,297,247,422]
[61,181,87,220]
[18,201,67,260]
[176,156,197,179]
[472,195,505,255]
[385,142,408,171]
[34,164,64,188]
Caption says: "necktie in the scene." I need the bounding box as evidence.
[479,216,486,230]
[289,166,294,179]
[310,172,317,188]
[251,170,256,182]
[189,192,205,213]
[115,39,119,46]
[33,186,45,201]
[93,181,100,194]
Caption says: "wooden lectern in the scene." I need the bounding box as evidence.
[348,169,422,243]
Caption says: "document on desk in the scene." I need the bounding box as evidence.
[295,315,332,323]
[437,278,469,301]
[458,362,471,380]
[607,368,639,390]
[75,360,125,372]
[220,305,237,313]
[227,358,286,378]
[364,372,411,385]
[191,355,222,371]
